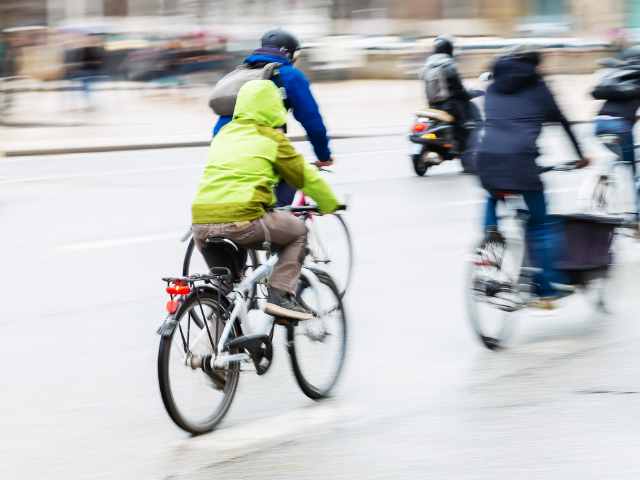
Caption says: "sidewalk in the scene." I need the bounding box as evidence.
[0,75,601,157]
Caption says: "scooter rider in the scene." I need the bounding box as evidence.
[421,35,474,155]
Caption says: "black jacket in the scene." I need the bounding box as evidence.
[476,57,583,191]
[593,68,640,124]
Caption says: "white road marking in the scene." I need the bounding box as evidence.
[57,231,183,252]
[55,188,581,253]
[0,165,195,185]
[0,148,408,185]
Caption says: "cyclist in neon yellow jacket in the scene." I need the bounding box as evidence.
[192,79,338,320]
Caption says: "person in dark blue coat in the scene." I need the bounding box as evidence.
[213,29,333,205]
[475,46,590,306]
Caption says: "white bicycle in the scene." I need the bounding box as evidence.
[581,134,640,224]
[157,205,348,434]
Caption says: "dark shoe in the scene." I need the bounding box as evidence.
[528,296,558,310]
[264,289,313,321]
[484,227,505,245]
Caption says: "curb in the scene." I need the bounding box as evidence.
[1,131,406,157]
[2,121,596,158]
[165,403,353,479]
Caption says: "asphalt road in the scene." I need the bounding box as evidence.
[2,129,640,479]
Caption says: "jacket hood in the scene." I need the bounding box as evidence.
[233,79,287,127]
[492,57,540,94]
[245,48,291,66]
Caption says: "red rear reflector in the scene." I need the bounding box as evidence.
[413,123,427,133]
[166,300,179,314]
[473,259,494,267]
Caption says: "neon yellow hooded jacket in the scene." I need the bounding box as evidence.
[192,80,338,224]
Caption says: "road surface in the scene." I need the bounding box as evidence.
[1,128,640,479]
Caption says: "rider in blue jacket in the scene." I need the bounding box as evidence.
[213,30,333,204]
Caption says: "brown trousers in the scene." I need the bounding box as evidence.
[192,211,307,294]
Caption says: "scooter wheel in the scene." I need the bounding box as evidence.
[411,154,430,177]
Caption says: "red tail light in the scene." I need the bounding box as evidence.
[166,280,191,296]
[412,122,427,133]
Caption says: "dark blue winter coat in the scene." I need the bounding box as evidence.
[476,57,583,191]
[213,48,331,161]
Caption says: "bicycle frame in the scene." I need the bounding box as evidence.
[594,135,640,216]
[182,253,326,370]
[492,195,530,289]
[292,192,337,266]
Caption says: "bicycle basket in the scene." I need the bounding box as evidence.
[550,214,622,271]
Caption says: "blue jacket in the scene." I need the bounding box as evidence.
[476,57,583,191]
[213,48,331,161]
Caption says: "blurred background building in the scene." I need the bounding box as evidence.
[1,1,638,36]
[1,1,640,83]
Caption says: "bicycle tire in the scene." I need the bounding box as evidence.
[288,271,347,399]
[465,240,519,350]
[590,175,613,214]
[158,291,240,434]
[306,213,354,298]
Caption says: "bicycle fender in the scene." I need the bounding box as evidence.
[157,313,179,337]
[156,285,232,337]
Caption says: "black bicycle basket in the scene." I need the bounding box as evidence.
[550,214,622,272]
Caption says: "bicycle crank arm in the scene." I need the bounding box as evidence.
[185,351,250,370]
[212,352,250,368]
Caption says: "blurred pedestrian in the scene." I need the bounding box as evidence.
[157,40,185,90]
[64,34,105,110]
[0,33,17,78]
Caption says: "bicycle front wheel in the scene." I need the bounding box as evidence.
[288,271,347,399]
[158,291,239,434]
[305,213,354,297]
[465,237,522,350]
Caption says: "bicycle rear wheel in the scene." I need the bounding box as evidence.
[288,271,347,399]
[305,213,353,298]
[158,291,239,434]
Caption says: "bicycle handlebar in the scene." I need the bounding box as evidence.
[539,161,580,173]
[283,204,347,214]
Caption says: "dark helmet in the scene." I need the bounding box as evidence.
[433,35,454,56]
[502,44,541,66]
[261,29,301,59]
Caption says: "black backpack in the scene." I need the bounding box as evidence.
[592,68,640,101]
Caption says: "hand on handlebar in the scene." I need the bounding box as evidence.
[575,157,591,169]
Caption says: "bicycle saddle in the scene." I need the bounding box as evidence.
[202,237,248,282]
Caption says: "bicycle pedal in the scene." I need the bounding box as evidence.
[227,334,274,376]
[226,334,271,353]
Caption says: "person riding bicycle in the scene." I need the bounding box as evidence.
[475,45,590,308]
[592,46,640,227]
[421,35,476,156]
[193,79,338,320]
[212,29,333,206]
